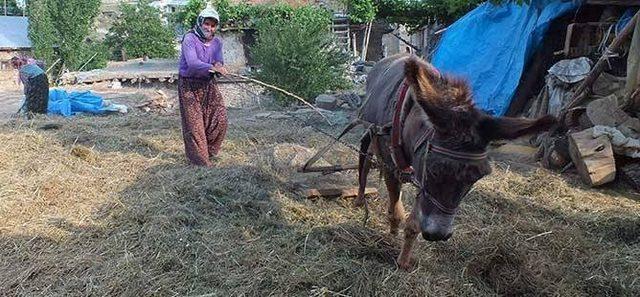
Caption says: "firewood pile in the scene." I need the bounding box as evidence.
[136,90,175,113]
[532,11,640,190]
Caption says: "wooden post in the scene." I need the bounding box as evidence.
[352,32,358,58]
[361,21,372,61]
[568,128,616,187]
[624,14,640,111]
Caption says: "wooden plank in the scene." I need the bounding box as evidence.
[568,128,616,187]
[586,0,640,5]
[306,187,378,199]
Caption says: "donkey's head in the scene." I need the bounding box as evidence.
[404,57,556,241]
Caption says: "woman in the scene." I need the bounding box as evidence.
[178,5,228,167]
[11,56,49,115]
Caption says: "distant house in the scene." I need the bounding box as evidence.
[0,16,31,70]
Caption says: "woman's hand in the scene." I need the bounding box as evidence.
[212,63,228,76]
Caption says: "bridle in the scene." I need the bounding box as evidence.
[390,79,488,215]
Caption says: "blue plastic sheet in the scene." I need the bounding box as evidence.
[47,89,107,117]
[432,0,582,115]
[616,8,639,35]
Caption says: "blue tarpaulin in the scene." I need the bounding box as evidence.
[432,0,582,115]
[47,89,108,117]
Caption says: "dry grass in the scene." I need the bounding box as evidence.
[0,102,639,296]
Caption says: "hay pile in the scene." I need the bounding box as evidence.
[0,108,638,296]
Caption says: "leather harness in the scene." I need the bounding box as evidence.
[389,79,489,184]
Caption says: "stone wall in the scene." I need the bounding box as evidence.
[219,30,251,71]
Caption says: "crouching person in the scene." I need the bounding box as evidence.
[11,56,49,115]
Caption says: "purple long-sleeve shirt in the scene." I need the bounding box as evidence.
[179,33,224,78]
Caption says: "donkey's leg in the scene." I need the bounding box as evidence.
[354,131,373,208]
[397,208,420,270]
[383,174,404,235]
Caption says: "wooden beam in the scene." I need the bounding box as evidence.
[306,187,378,200]
[586,0,640,5]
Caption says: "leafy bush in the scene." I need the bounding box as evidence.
[252,6,350,105]
[105,0,177,60]
[27,0,106,72]
[174,0,295,29]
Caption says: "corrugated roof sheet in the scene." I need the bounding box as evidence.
[0,16,31,49]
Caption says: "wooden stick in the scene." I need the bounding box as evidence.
[221,72,333,125]
[525,231,553,241]
[306,187,378,199]
[298,164,358,174]
[625,88,640,111]
[564,11,639,112]
[361,21,373,61]
[301,120,363,173]
[45,58,61,74]
[78,52,99,72]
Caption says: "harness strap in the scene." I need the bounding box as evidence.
[413,126,488,161]
[389,73,488,185]
[390,79,413,175]
[426,190,457,215]
[429,144,489,161]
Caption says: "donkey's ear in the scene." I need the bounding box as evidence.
[404,57,439,101]
[478,115,556,141]
[404,57,450,128]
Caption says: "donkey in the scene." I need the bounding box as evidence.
[354,54,556,270]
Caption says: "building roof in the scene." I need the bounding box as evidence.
[0,16,31,50]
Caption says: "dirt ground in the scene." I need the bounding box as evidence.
[0,83,639,296]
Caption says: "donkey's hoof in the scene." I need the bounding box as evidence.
[397,256,414,271]
[353,196,365,207]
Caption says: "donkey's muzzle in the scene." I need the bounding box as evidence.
[422,231,452,242]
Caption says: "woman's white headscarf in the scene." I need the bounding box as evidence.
[193,4,220,41]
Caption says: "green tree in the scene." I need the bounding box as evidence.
[345,0,377,24]
[252,6,350,104]
[174,0,206,29]
[173,0,296,30]
[3,0,24,15]
[376,0,531,31]
[105,0,177,60]
[27,0,105,71]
